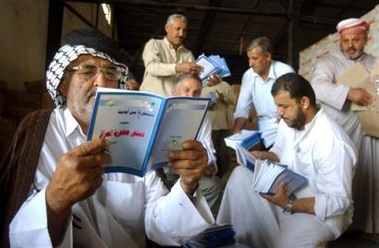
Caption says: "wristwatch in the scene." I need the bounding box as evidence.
[283,198,294,214]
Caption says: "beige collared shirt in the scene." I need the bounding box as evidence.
[140,37,195,96]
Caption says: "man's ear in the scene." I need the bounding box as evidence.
[58,80,68,97]
[301,96,310,109]
[265,52,272,60]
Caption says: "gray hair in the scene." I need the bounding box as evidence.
[175,73,202,86]
[246,36,273,54]
[166,13,188,26]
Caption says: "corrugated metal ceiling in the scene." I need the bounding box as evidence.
[65,0,378,84]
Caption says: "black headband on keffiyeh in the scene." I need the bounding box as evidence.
[45,29,128,108]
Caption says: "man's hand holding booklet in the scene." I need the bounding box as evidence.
[230,143,307,196]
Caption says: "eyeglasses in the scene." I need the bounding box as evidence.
[67,64,125,81]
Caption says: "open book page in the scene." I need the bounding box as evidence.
[87,88,210,176]
[147,97,210,169]
[87,88,164,176]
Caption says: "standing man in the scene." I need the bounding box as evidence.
[311,18,378,235]
[4,29,214,248]
[140,13,203,96]
[201,74,237,178]
[232,37,294,150]
[217,73,357,247]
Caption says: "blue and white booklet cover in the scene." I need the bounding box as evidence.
[87,87,210,177]
[195,54,231,83]
[224,129,260,150]
[253,160,307,196]
[234,144,257,172]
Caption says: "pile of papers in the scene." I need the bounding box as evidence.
[183,224,236,248]
[227,137,307,196]
[253,160,307,195]
[224,129,260,151]
[234,143,257,172]
[195,54,231,83]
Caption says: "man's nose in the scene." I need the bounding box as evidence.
[276,107,283,116]
[93,71,109,87]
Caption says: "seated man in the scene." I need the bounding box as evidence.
[167,73,223,217]
[123,71,140,90]
[217,73,357,248]
[5,29,214,247]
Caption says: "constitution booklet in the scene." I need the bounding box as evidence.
[232,144,307,195]
[195,54,231,83]
[253,160,307,196]
[183,224,236,248]
[87,87,210,177]
[224,129,260,150]
[234,143,258,172]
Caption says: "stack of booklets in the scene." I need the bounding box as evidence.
[183,224,236,248]
[232,144,307,195]
[224,129,260,151]
[195,54,231,83]
[253,160,307,195]
[233,143,258,172]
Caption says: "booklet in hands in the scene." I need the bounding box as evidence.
[224,129,260,151]
[87,87,210,177]
[231,144,307,196]
[253,160,307,196]
[195,54,231,84]
[183,224,236,248]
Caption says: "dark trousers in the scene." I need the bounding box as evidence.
[212,129,232,178]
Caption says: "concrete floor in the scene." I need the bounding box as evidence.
[329,232,379,248]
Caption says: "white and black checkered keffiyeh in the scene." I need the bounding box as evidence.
[46,44,128,108]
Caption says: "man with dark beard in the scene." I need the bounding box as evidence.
[217,73,357,247]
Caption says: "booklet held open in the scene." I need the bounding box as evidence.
[87,88,210,176]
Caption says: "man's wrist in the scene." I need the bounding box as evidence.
[283,198,294,214]
[181,182,199,198]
